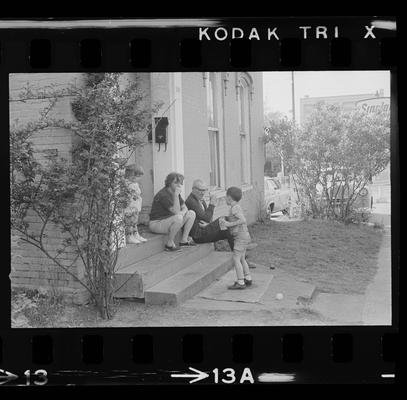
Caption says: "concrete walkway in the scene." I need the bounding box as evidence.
[370,203,391,227]
[182,264,317,313]
[361,229,392,325]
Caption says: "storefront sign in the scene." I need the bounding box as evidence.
[356,97,390,114]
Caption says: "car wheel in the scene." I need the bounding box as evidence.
[282,208,289,215]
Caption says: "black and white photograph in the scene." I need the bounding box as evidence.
[10,70,391,328]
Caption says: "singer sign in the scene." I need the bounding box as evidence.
[356,97,390,114]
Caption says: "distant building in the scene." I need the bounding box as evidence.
[300,91,387,126]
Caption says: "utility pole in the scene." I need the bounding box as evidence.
[288,71,296,217]
[282,71,296,179]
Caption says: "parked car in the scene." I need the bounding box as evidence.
[264,176,290,215]
[317,182,370,209]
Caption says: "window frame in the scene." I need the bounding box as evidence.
[237,73,253,186]
[206,72,225,189]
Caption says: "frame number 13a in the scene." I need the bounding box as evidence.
[213,368,254,384]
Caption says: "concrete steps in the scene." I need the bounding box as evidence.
[144,251,233,305]
[115,230,183,270]
[113,242,213,298]
[115,233,165,269]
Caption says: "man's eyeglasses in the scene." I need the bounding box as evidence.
[193,187,207,192]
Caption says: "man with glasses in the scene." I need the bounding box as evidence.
[185,179,234,250]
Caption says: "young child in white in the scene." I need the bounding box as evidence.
[124,164,148,244]
[219,186,252,289]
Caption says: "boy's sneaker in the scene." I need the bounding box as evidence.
[227,281,246,290]
[244,279,253,286]
[127,235,141,244]
[165,244,181,252]
[179,238,197,246]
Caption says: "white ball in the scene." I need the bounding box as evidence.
[276,293,284,300]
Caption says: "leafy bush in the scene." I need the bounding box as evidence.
[344,207,372,225]
[10,73,161,319]
[264,103,390,222]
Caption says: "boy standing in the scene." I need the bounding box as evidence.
[124,164,148,245]
[219,187,253,290]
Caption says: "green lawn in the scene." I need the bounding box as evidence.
[247,218,385,295]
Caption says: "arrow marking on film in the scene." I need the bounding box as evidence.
[0,369,19,385]
[171,367,209,384]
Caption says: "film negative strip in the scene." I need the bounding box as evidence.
[0,16,399,386]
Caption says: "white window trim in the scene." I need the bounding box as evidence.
[207,73,225,190]
[237,73,253,186]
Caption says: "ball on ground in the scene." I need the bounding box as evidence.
[276,293,284,300]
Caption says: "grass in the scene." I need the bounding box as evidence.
[247,218,384,295]
[11,218,385,327]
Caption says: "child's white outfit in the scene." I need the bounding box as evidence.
[124,181,147,244]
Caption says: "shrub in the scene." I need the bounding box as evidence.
[345,207,372,225]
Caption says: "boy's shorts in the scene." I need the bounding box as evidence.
[233,233,251,253]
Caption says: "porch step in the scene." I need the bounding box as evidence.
[144,251,233,305]
[113,243,213,298]
[115,230,182,270]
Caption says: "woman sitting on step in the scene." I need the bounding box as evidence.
[149,172,197,251]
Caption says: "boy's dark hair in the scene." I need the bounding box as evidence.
[165,172,184,187]
[226,186,242,202]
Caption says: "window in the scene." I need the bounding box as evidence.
[207,72,221,187]
[237,75,252,185]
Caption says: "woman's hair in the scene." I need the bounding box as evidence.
[226,186,243,202]
[165,172,184,187]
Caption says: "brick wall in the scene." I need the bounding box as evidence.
[10,73,89,301]
[182,72,211,193]
[10,72,155,301]
[181,72,265,225]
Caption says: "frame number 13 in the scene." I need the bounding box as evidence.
[24,369,48,385]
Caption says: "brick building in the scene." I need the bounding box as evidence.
[10,72,265,302]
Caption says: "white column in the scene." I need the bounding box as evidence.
[151,73,185,196]
[169,73,185,196]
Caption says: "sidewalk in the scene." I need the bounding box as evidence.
[370,203,391,227]
[361,230,392,325]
